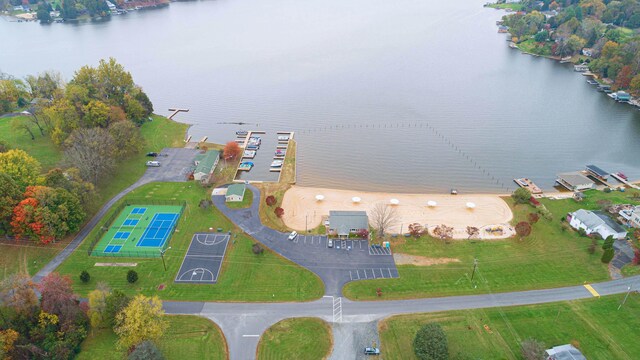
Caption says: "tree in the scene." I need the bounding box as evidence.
[63,127,116,184]
[80,270,90,283]
[630,74,640,96]
[602,235,614,250]
[0,329,19,360]
[223,141,242,161]
[521,338,546,360]
[252,243,264,254]
[128,341,165,360]
[413,323,448,360]
[369,203,398,238]
[615,65,633,89]
[25,71,63,100]
[601,247,615,263]
[114,295,168,351]
[39,273,76,318]
[409,223,425,238]
[11,116,35,140]
[515,221,532,239]
[0,173,21,234]
[83,99,111,128]
[44,167,96,210]
[356,228,370,239]
[0,149,41,190]
[274,207,284,218]
[88,288,109,329]
[37,6,52,22]
[0,273,39,316]
[265,195,276,206]
[105,290,131,327]
[127,270,138,284]
[108,120,144,159]
[511,187,531,204]
[527,213,540,224]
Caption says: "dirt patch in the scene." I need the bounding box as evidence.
[393,253,460,266]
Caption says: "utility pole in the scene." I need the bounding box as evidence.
[160,247,172,271]
[470,258,478,282]
[618,286,632,310]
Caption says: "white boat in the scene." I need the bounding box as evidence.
[243,150,256,158]
[270,160,283,168]
[278,135,289,141]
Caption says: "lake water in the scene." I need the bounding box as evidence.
[1,0,639,193]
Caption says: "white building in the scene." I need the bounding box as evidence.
[619,206,640,228]
[568,209,627,240]
[545,344,586,360]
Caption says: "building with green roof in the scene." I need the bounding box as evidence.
[225,183,246,202]
[193,150,220,181]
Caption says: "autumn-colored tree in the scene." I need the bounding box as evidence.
[630,75,640,96]
[356,229,370,239]
[0,149,41,190]
[408,223,425,238]
[88,288,109,329]
[265,195,277,206]
[223,141,242,161]
[615,65,633,89]
[64,127,116,184]
[528,213,540,224]
[0,173,21,234]
[515,221,532,239]
[114,295,168,351]
[601,41,619,59]
[82,99,111,128]
[0,329,19,360]
[44,167,96,210]
[108,120,144,159]
[274,207,284,218]
[0,274,39,316]
[39,272,82,324]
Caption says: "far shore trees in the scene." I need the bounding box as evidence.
[370,203,399,238]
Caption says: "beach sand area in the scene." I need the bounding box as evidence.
[281,186,514,239]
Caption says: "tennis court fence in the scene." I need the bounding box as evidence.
[87,199,186,256]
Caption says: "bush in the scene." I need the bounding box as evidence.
[274,207,284,218]
[265,195,276,206]
[537,206,552,221]
[252,243,264,255]
[512,188,532,204]
[80,270,91,283]
[521,338,545,360]
[601,248,615,263]
[527,213,540,224]
[604,187,612,193]
[128,340,165,360]
[127,270,138,284]
[515,221,532,239]
[413,323,448,360]
[602,236,614,250]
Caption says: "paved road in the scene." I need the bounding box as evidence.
[33,148,197,283]
[212,184,398,296]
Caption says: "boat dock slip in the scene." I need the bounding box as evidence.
[168,108,189,120]
[513,178,542,194]
[611,173,640,190]
[586,165,609,180]
[234,131,294,183]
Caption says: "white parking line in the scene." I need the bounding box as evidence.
[364,269,368,279]
[372,269,377,279]
[349,271,353,280]
[387,268,392,277]
[356,270,361,280]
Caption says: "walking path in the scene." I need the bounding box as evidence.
[32,178,640,359]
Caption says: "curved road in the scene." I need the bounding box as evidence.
[33,177,640,359]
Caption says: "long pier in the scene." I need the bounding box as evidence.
[168,108,189,120]
[610,173,640,190]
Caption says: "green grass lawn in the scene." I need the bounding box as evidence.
[342,191,637,300]
[0,115,62,170]
[0,241,63,280]
[257,317,332,360]
[77,315,227,360]
[227,189,253,209]
[55,182,324,302]
[380,294,640,360]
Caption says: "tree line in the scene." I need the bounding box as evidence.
[0,272,169,359]
[0,58,151,243]
[501,0,640,94]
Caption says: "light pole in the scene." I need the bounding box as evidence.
[160,247,172,271]
[618,286,632,310]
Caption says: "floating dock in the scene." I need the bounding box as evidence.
[611,173,640,190]
[513,178,543,194]
[168,108,189,120]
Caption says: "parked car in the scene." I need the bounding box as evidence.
[288,231,298,241]
[327,239,333,248]
[146,161,161,167]
[364,347,380,355]
[146,152,159,157]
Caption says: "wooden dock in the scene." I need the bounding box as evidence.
[610,173,640,190]
[168,108,189,120]
[513,178,543,194]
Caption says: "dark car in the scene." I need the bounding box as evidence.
[146,152,159,157]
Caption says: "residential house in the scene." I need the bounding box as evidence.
[568,209,627,240]
[619,206,640,228]
[556,172,594,192]
[225,183,246,202]
[193,150,220,182]
[545,344,586,360]
[328,211,369,238]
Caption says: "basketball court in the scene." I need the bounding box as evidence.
[174,233,230,284]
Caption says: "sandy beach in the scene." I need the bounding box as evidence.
[281,186,514,239]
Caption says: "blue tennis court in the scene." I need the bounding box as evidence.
[104,245,122,253]
[123,219,139,226]
[114,231,131,239]
[131,207,147,215]
[137,213,180,247]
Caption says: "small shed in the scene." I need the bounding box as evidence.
[328,211,369,238]
[225,183,246,203]
[193,150,220,181]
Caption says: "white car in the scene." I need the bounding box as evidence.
[288,231,298,241]
[146,161,161,167]
[327,239,333,248]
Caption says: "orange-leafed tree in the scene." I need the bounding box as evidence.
[615,65,633,89]
[223,141,242,161]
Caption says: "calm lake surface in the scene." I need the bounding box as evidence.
[2,0,640,193]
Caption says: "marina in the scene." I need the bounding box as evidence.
[234,131,294,182]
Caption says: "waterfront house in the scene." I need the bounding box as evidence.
[615,91,631,102]
[619,206,640,228]
[556,172,594,191]
[193,150,220,181]
[225,183,246,202]
[328,211,369,238]
[545,344,586,360]
[568,209,627,240]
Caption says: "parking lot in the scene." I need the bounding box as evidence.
[142,148,199,182]
[348,267,399,281]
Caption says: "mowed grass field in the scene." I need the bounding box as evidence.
[343,190,640,300]
[379,294,640,360]
[0,115,63,170]
[77,315,227,360]
[257,317,332,360]
[56,182,324,302]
